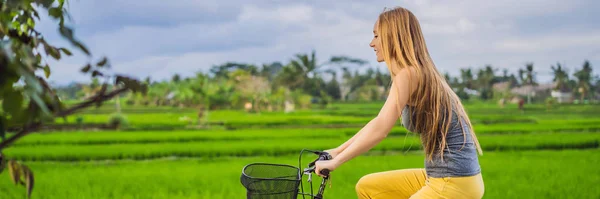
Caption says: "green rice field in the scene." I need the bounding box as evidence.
[1,102,599,198]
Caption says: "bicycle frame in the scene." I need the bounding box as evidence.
[297,149,332,199]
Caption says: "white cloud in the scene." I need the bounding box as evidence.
[406,0,584,21]
[42,0,600,85]
[238,4,314,24]
[421,18,478,35]
[99,7,379,82]
[494,32,600,53]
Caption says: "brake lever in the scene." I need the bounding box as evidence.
[305,151,333,179]
[303,167,316,183]
[308,151,332,167]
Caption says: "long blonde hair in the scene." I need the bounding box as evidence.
[377,7,483,162]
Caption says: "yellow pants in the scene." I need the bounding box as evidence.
[355,168,484,199]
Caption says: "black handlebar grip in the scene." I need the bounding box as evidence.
[320,169,330,177]
[320,152,332,161]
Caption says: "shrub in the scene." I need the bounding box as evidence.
[108,113,129,130]
[545,97,557,109]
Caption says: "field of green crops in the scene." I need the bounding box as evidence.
[1,102,599,199]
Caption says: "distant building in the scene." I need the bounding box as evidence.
[507,83,554,103]
[551,91,573,103]
[510,83,554,97]
[492,81,512,92]
[508,82,579,103]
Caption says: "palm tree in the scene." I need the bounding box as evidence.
[476,65,495,100]
[286,51,369,97]
[502,69,509,81]
[260,62,284,83]
[524,63,536,86]
[551,62,569,92]
[519,62,537,104]
[276,63,305,90]
[324,70,341,100]
[518,68,525,86]
[574,60,593,102]
[460,68,474,89]
[290,50,317,81]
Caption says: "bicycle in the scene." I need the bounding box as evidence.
[240,149,333,199]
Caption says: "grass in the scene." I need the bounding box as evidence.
[4,132,599,161]
[0,149,598,199]
[2,102,599,198]
[15,121,600,147]
[12,128,362,146]
[46,102,600,131]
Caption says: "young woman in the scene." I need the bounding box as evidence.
[314,6,485,199]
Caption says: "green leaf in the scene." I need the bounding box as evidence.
[30,94,50,116]
[80,64,91,73]
[43,65,51,78]
[91,70,103,77]
[74,41,90,56]
[53,93,65,113]
[49,48,60,59]
[37,0,54,7]
[26,18,35,28]
[59,26,91,55]
[59,25,91,55]
[48,7,62,19]
[8,160,20,185]
[16,14,28,24]
[59,48,72,56]
[20,164,34,199]
[2,88,24,118]
[36,53,42,63]
[44,43,61,60]
[11,21,20,29]
[59,26,74,39]
[7,0,23,9]
[96,57,108,67]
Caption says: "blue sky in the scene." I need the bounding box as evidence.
[39,0,600,85]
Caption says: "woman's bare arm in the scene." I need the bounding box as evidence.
[331,67,414,166]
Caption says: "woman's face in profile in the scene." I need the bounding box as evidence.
[369,20,384,62]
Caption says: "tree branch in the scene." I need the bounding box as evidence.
[0,123,41,150]
[56,87,127,117]
[0,86,129,150]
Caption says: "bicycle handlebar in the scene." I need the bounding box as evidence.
[306,151,333,178]
[298,149,333,199]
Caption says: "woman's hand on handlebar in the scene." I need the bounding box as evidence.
[315,159,340,178]
[324,148,340,159]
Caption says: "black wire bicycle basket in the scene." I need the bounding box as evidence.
[240,163,302,199]
[240,149,332,199]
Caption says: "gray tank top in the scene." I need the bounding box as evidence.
[401,105,481,178]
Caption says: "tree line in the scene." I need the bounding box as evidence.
[55,57,598,111]
[56,51,395,112]
[444,60,596,103]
